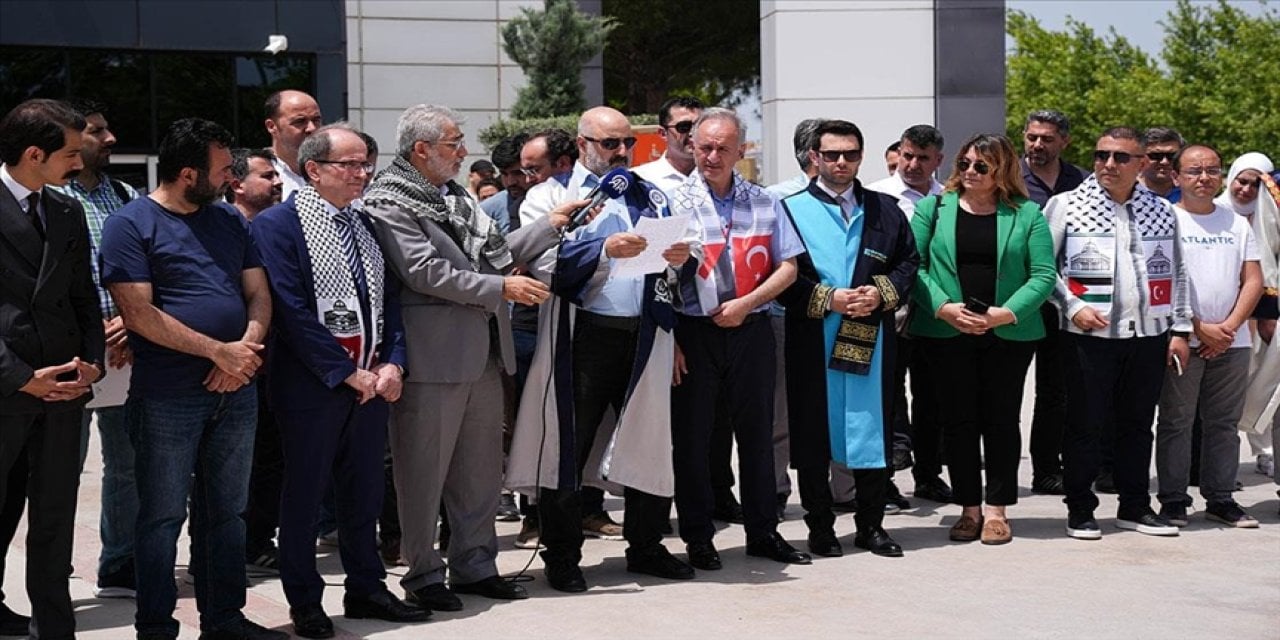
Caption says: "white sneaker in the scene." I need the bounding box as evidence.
[1115,512,1179,536]
[1257,453,1274,478]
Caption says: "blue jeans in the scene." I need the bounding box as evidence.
[128,385,256,636]
[94,405,136,576]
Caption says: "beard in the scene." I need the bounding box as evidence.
[184,170,224,206]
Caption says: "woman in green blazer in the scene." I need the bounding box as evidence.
[909,133,1056,545]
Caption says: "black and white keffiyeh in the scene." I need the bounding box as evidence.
[295,186,386,369]
[364,156,513,271]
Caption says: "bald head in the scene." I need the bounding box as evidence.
[264,90,323,170]
[576,106,633,176]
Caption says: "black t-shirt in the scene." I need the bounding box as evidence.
[955,205,997,308]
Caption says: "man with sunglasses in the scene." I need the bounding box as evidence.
[1043,126,1192,540]
[264,90,324,201]
[635,96,704,196]
[251,124,428,636]
[1138,127,1186,204]
[777,119,919,559]
[1020,110,1089,497]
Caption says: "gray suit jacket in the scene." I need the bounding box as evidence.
[366,190,559,384]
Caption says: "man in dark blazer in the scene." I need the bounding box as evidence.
[0,98,105,639]
[251,124,428,638]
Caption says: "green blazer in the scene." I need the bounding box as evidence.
[908,191,1056,341]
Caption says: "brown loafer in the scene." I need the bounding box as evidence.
[981,518,1012,545]
[949,515,983,542]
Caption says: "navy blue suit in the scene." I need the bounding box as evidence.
[250,196,406,607]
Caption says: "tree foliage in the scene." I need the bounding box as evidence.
[502,0,615,119]
[602,0,760,114]
[1006,0,1280,166]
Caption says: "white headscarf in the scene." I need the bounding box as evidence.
[1215,152,1275,216]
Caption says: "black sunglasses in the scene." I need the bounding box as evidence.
[818,149,863,163]
[1146,151,1176,162]
[666,121,694,135]
[956,158,990,175]
[1093,150,1135,165]
[582,135,637,151]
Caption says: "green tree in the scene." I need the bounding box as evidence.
[1006,0,1280,166]
[602,0,760,114]
[502,0,615,119]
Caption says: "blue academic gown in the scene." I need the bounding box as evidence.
[249,195,406,606]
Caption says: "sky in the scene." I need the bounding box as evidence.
[1006,0,1273,58]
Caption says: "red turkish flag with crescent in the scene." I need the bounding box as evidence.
[1148,278,1171,305]
[732,235,772,297]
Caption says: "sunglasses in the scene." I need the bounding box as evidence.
[956,158,990,175]
[1146,151,1176,162]
[818,149,863,163]
[666,121,695,135]
[1093,150,1135,164]
[582,135,637,150]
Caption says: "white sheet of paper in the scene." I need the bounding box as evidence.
[86,363,130,409]
[611,215,693,278]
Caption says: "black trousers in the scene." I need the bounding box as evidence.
[539,314,667,564]
[244,381,282,558]
[921,335,1035,507]
[889,335,913,455]
[1061,333,1166,515]
[907,344,944,483]
[1030,305,1068,479]
[671,314,778,544]
[798,465,887,534]
[0,410,82,640]
[0,441,27,606]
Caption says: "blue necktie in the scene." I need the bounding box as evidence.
[334,209,370,306]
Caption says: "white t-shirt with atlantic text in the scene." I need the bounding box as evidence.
[1174,203,1260,349]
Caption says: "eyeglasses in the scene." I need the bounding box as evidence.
[432,136,466,149]
[313,159,375,174]
[1146,151,1176,163]
[519,166,543,178]
[665,121,695,135]
[818,149,863,163]
[582,135,637,151]
[956,159,990,175]
[1182,167,1223,177]
[1093,150,1134,165]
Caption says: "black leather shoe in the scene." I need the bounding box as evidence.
[197,618,288,640]
[0,603,29,637]
[806,530,844,557]
[913,478,954,504]
[406,583,463,612]
[745,532,812,565]
[450,575,528,600]
[1031,474,1066,495]
[711,492,746,524]
[289,604,334,639]
[344,589,431,622]
[626,545,695,580]
[685,541,722,570]
[853,527,904,557]
[543,561,588,593]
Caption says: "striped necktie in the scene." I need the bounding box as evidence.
[334,208,369,303]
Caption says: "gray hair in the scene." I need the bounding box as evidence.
[396,104,465,159]
[1025,109,1071,136]
[792,118,825,170]
[691,107,747,145]
[297,121,361,183]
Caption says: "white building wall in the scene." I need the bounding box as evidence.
[760,1,936,186]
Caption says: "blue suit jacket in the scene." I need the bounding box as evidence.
[250,195,406,413]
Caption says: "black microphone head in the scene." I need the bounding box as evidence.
[598,168,632,199]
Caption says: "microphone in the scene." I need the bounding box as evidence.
[564,167,632,233]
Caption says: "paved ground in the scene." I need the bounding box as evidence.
[6,387,1280,639]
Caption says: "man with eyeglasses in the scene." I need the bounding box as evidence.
[1043,126,1192,541]
[777,119,918,559]
[507,105,696,592]
[519,129,577,187]
[250,123,428,637]
[1155,144,1263,530]
[635,96,704,196]
[1019,110,1089,497]
[264,90,324,201]
[1138,127,1186,204]
[364,104,575,610]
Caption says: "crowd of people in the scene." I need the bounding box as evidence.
[0,89,1277,640]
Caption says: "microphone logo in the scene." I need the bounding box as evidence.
[606,172,630,194]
